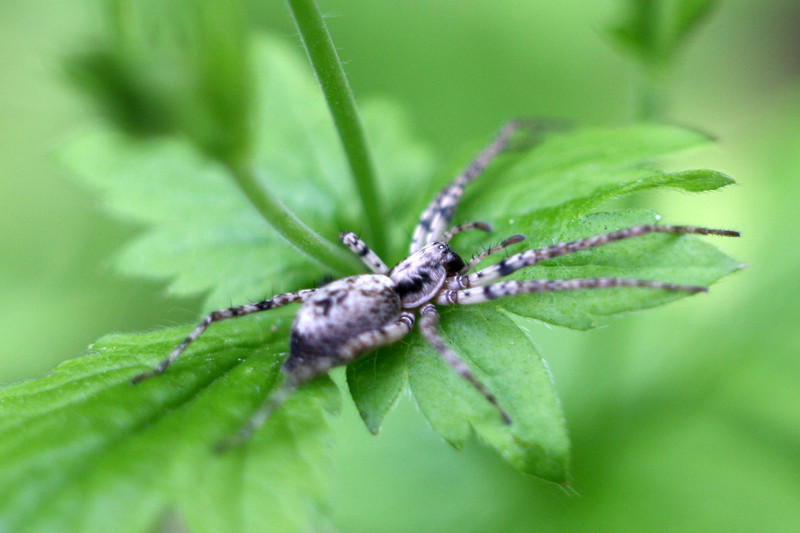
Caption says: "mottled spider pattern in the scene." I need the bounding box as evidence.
[132,121,739,445]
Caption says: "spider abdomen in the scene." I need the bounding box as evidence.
[284,275,401,383]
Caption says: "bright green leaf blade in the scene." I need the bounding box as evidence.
[62,36,434,312]
[0,310,338,533]
[407,306,569,482]
[495,208,741,329]
[450,128,740,330]
[348,123,739,471]
[345,343,408,435]
[461,124,720,221]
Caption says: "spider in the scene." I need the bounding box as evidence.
[132,121,739,447]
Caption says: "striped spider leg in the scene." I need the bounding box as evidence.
[410,121,523,253]
[436,224,741,305]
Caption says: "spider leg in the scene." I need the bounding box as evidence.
[450,225,740,289]
[441,221,492,243]
[214,377,298,453]
[409,121,524,253]
[216,312,415,452]
[436,277,706,306]
[335,311,415,364]
[340,232,389,274]
[131,289,317,384]
[418,304,511,424]
[461,234,526,274]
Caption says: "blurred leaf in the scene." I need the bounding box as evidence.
[608,0,718,67]
[66,0,253,163]
[63,37,433,312]
[0,308,338,533]
[349,123,740,481]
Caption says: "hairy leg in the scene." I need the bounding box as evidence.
[448,225,739,290]
[436,277,706,306]
[461,234,526,273]
[441,221,492,243]
[340,231,389,274]
[418,304,511,424]
[131,289,316,384]
[409,121,524,252]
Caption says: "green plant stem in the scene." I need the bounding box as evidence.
[227,158,359,274]
[637,66,668,121]
[286,0,387,256]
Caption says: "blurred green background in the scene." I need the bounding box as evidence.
[1,0,798,531]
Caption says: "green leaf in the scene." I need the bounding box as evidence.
[460,124,722,222]
[63,36,434,311]
[66,0,254,163]
[51,31,738,512]
[348,123,740,481]
[413,307,569,479]
[608,0,718,67]
[22,34,431,531]
[0,309,339,533]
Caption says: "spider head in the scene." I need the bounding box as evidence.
[390,242,465,308]
[439,243,466,274]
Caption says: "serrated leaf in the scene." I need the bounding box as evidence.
[352,305,570,482]
[411,306,569,481]
[0,309,338,533]
[345,343,408,435]
[348,122,739,478]
[496,208,740,329]
[63,36,434,311]
[46,30,738,517]
[460,124,723,223]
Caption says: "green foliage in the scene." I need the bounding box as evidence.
[0,308,339,533]
[607,0,718,120]
[348,123,739,482]
[63,38,432,311]
[4,21,739,533]
[67,0,252,163]
[608,0,718,68]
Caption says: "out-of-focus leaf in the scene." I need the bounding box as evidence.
[66,0,253,163]
[608,0,718,66]
[63,36,434,312]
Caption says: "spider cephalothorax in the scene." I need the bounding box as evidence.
[390,242,466,306]
[132,121,739,447]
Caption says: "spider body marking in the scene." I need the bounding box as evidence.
[285,274,402,382]
[132,121,739,449]
[281,241,471,393]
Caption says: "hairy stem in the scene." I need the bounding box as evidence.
[227,158,359,274]
[286,0,387,256]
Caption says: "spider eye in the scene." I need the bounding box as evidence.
[437,244,446,250]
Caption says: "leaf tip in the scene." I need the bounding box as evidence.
[365,418,381,436]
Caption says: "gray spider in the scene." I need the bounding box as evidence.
[132,122,738,447]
